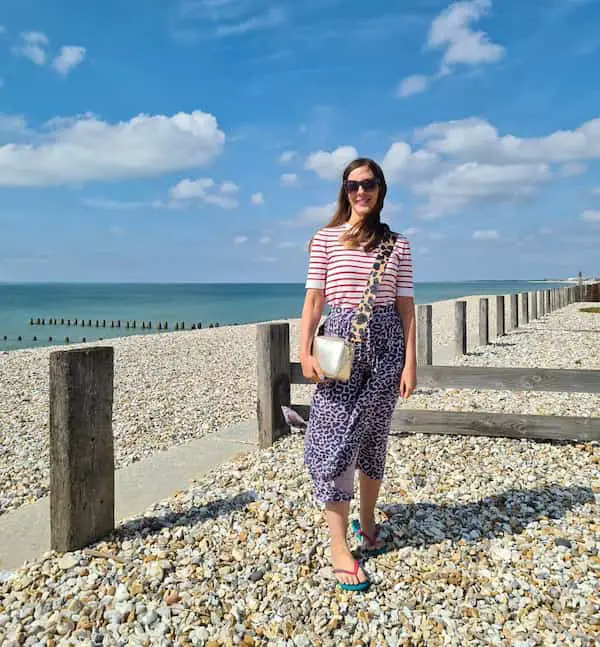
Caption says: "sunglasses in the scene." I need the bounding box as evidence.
[344,178,380,193]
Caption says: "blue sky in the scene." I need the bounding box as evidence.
[0,0,599,283]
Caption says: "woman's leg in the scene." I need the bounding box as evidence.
[359,471,383,544]
[325,502,368,586]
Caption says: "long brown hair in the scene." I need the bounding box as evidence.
[325,157,390,252]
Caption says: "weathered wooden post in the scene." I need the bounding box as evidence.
[49,347,114,552]
[455,300,467,356]
[496,295,505,337]
[546,290,551,313]
[256,323,291,449]
[510,294,518,330]
[577,272,583,302]
[416,304,432,366]
[538,291,544,317]
[530,291,537,320]
[479,297,489,346]
[521,292,529,325]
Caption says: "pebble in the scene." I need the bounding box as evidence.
[0,301,598,644]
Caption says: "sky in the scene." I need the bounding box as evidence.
[0,0,599,283]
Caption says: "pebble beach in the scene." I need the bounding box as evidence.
[0,295,599,645]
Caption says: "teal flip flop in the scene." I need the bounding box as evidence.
[351,519,389,556]
[333,558,370,592]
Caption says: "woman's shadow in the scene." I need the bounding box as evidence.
[374,484,594,552]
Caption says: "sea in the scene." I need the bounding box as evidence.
[0,281,572,352]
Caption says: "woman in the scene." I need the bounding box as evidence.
[299,158,416,591]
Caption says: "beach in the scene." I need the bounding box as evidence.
[0,294,598,644]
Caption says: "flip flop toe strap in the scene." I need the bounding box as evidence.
[333,560,360,577]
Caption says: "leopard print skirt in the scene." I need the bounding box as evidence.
[304,303,405,503]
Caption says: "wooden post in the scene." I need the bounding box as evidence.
[577,272,583,302]
[530,291,537,320]
[538,291,544,317]
[416,304,432,366]
[455,300,467,356]
[496,295,505,337]
[546,290,551,313]
[478,298,489,346]
[256,323,291,449]
[510,294,518,330]
[521,292,529,325]
[49,347,114,553]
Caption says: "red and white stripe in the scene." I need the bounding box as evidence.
[305,224,414,308]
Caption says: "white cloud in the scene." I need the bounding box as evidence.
[169,177,238,209]
[415,116,600,164]
[279,150,296,164]
[398,0,504,98]
[220,180,239,193]
[259,236,271,244]
[429,0,504,70]
[83,197,146,210]
[52,46,86,75]
[382,142,440,184]
[233,235,248,245]
[305,146,358,180]
[280,172,299,187]
[404,227,419,236]
[291,201,337,226]
[559,162,587,177]
[581,209,600,222]
[415,162,551,219]
[278,241,297,249]
[251,192,264,205]
[473,229,499,240]
[215,7,285,37]
[0,110,225,187]
[397,74,429,97]
[13,31,49,65]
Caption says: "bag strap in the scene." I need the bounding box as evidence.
[348,231,397,343]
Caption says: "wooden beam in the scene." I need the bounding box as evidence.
[455,300,467,357]
[49,347,115,553]
[478,297,489,346]
[496,295,505,337]
[256,323,291,448]
[391,409,599,443]
[510,294,519,329]
[290,362,600,392]
[289,405,600,442]
[416,304,433,366]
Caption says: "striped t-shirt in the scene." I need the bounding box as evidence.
[305,223,414,308]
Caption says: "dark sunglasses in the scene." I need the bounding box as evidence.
[344,178,380,193]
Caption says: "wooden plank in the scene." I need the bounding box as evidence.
[478,298,489,346]
[496,295,505,337]
[290,363,600,393]
[390,409,600,443]
[530,291,537,320]
[289,405,600,442]
[256,323,291,448]
[49,347,115,553]
[510,294,518,329]
[455,300,467,356]
[416,304,432,366]
[538,290,545,317]
[521,292,529,324]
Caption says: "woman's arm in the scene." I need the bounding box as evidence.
[299,288,326,381]
[396,295,416,398]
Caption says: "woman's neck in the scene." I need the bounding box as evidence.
[348,210,365,227]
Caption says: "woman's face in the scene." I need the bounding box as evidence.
[345,165,380,218]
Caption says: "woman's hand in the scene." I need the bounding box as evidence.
[301,354,330,384]
[400,364,416,399]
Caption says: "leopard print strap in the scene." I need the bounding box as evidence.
[348,232,397,344]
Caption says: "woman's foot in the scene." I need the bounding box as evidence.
[331,540,369,588]
[353,518,387,554]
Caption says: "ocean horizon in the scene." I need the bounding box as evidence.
[0,280,574,352]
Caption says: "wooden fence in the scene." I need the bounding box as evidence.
[42,283,599,553]
[256,284,600,449]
